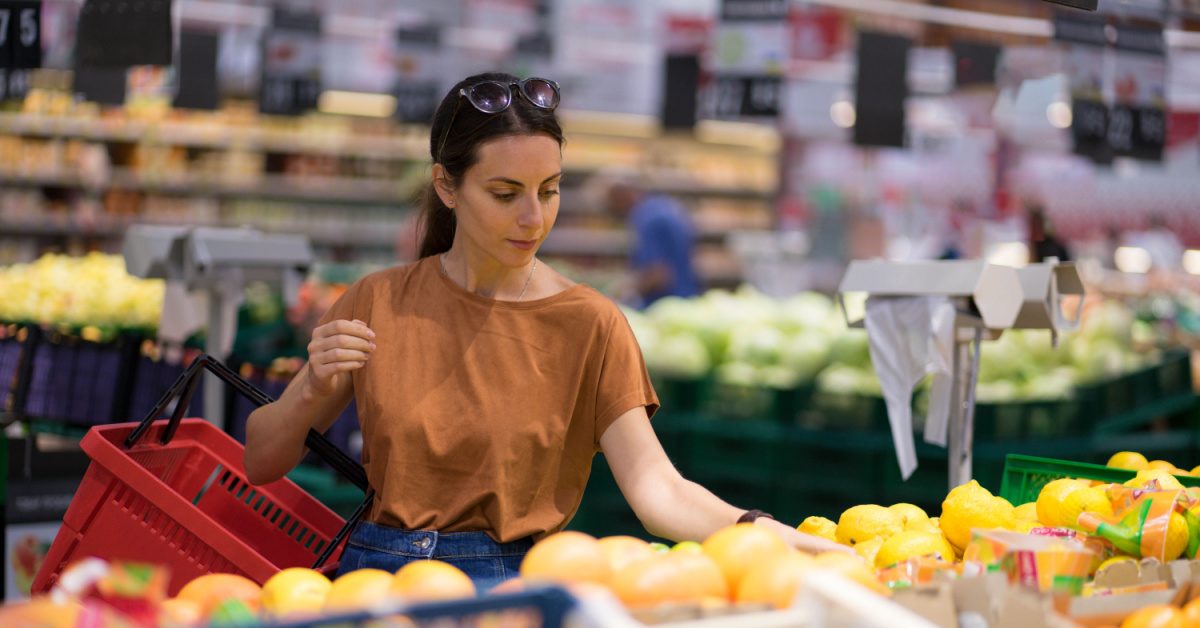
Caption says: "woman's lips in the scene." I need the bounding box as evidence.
[508,239,537,250]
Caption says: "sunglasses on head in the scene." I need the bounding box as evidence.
[436,77,561,162]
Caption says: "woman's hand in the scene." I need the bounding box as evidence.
[757,518,856,555]
[303,319,375,401]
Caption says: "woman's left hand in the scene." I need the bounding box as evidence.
[757,518,856,556]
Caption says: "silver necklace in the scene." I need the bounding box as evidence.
[440,253,537,301]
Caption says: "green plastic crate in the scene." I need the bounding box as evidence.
[998,453,1200,506]
[702,382,814,423]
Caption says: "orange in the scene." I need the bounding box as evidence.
[489,578,527,595]
[734,551,815,609]
[261,568,331,617]
[812,552,890,596]
[175,573,261,617]
[1120,605,1184,628]
[390,560,476,602]
[612,552,728,608]
[159,598,204,626]
[598,536,657,573]
[701,523,789,591]
[520,531,612,586]
[1183,598,1200,628]
[323,569,395,612]
[0,599,82,628]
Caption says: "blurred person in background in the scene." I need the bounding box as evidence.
[600,173,700,307]
[1027,203,1071,263]
[938,199,980,260]
[1130,213,1184,272]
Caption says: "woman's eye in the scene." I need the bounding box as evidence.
[539,189,560,198]
[492,192,517,202]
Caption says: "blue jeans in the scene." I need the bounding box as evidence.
[337,521,533,592]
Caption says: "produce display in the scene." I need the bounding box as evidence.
[625,288,1169,403]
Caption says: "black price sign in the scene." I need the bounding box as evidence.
[259,9,322,116]
[0,66,30,101]
[0,1,40,70]
[261,75,320,116]
[713,75,782,119]
[1072,98,1111,164]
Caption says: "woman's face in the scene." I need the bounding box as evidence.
[443,133,562,268]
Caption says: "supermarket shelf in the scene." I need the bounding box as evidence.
[1,168,411,205]
[0,219,404,249]
[0,112,427,160]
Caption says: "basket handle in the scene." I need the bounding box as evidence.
[124,354,370,492]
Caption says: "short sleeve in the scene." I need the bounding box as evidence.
[317,278,364,328]
[593,312,660,447]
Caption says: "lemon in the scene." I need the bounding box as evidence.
[262,568,332,617]
[1012,520,1040,534]
[1096,556,1136,573]
[1125,470,1185,490]
[888,504,931,531]
[1059,485,1114,529]
[875,530,957,568]
[853,536,885,565]
[1147,460,1177,472]
[1014,502,1039,523]
[836,505,904,546]
[797,516,838,542]
[1106,451,1149,471]
[1036,478,1091,527]
[941,481,1016,551]
[1191,466,1200,477]
[1165,512,1189,561]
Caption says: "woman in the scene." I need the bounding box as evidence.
[244,72,844,590]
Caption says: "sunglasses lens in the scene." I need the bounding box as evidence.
[523,79,560,109]
[468,82,511,113]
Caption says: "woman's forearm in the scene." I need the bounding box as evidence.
[634,473,744,542]
[244,364,350,485]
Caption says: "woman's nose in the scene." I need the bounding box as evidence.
[517,194,543,230]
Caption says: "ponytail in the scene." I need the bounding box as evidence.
[418,182,456,258]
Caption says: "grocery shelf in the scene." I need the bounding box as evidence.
[1,168,412,205]
[0,112,427,160]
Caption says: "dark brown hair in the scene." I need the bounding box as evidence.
[418,72,565,258]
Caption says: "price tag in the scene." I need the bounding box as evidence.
[713,75,781,119]
[10,1,39,69]
[1071,98,1111,164]
[259,9,322,116]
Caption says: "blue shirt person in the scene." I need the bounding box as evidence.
[605,178,700,307]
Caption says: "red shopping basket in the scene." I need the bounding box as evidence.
[30,354,373,596]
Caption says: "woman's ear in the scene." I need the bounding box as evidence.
[432,164,456,208]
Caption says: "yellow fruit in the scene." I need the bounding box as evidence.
[1119,604,1183,628]
[597,536,657,573]
[875,530,956,568]
[1013,502,1039,522]
[175,573,262,617]
[1190,465,1200,477]
[812,552,889,596]
[1147,460,1177,472]
[734,552,815,609]
[1126,470,1185,490]
[702,523,790,591]
[324,569,394,612]
[836,505,904,546]
[1060,486,1114,529]
[1012,520,1040,534]
[888,504,931,530]
[853,536,885,565]
[1107,451,1149,471]
[797,516,838,542]
[1036,478,1091,527]
[1096,556,1136,573]
[1165,512,1189,561]
[521,531,613,586]
[612,552,728,609]
[261,568,331,617]
[941,481,1016,551]
[390,561,476,602]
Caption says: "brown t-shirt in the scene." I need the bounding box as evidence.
[318,256,659,542]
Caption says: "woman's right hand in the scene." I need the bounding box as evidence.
[303,319,375,401]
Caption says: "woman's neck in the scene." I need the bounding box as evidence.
[440,243,536,300]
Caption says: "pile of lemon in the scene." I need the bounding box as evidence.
[795,451,1198,569]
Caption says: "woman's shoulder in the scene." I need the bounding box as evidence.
[346,258,430,295]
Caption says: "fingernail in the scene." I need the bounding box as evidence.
[369,330,376,338]
[369,343,376,350]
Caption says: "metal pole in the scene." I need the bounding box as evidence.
[948,340,972,489]
[204,291,227,431]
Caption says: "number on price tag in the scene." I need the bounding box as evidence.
[1,1,41,69]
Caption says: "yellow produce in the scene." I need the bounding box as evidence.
[1165,512,1188,561]
[812,552,889,596]
[323,569,394,612]
[797,516,838,542]
[1106,451,1149,471]
[1013,502,1039,522]
[1124,470,1185,491]
[1012,520,1040,534]
[0,253,164,330]
[888,503,931,530]
[1190,465,1200,477]
[261,568,331,617]
[1146,460,1178,472]
[875,530,956,568]
[702,523,790,591]
[836,505,903,546]
[940,481,1016,551]
[1059,486,1114,529]
[1036,478,1091,527]
[853,536,885,565]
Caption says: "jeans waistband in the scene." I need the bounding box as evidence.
[348,520,534,560]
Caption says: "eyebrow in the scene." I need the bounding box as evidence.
[486,172,564,187]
